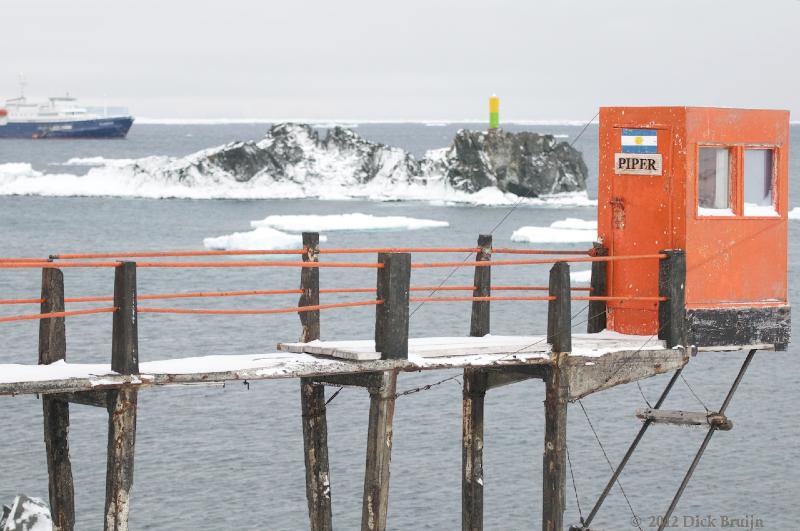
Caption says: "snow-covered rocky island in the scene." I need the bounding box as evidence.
[123,123,589,201]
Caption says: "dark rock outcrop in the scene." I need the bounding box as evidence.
[138,123,587,197]
[431,129,588,197]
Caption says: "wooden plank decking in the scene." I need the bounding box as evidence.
[0,332,684,398]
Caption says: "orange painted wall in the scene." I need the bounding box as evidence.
[597,107,789,335]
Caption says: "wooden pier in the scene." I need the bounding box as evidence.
[0,234,778,531]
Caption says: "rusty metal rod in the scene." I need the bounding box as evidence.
[580,367,684,529]
[656,349,756,531]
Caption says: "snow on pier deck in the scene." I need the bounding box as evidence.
[0,332,683,398]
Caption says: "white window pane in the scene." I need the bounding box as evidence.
[744,149,777,216]
[698,147,732,215]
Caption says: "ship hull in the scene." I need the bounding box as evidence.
[0,116,133,139]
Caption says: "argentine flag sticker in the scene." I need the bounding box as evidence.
[621,129,657,154]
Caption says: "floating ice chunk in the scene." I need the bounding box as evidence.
[511,218,597,243]
[511,226,596,243]
[549,218,597,230]
[789,207,800,220]
[570,270,592,284]
[203,226,327,251]
[251,213,449,232]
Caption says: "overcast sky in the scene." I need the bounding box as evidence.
[2,0,799,121]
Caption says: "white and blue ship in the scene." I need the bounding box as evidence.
[0,90,133,139]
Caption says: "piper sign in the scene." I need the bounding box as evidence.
[615,128,662,175]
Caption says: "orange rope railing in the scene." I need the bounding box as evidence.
[493,285,592,292]
[135,261,383,269]
[0,258,50,263]
[319,247,479,254]
[138,300,382,316]
[409,295,555,303]
[0,307,117,324]
[573,296,667,302]
[0,285,598,306]
[65,289,305,303]
[0,261,121,269]
[0,298,45,305]
[50,249,305,259]
[46,247,597,259]
[412,254,666,268]
[492,248,590,255]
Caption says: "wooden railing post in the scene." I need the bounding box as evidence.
[298,232,333,531]
[469,234,492,337]
[658,250,686,349]
[111,262,138,375]
[375,253,410,360]
[299,232,321,342]
[587,243,608,333]
[39,267,75,531]
[548,262,572,353]
[463,234,491,531]
[105,261,139,531]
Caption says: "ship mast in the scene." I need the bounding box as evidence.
[18,73,27,99]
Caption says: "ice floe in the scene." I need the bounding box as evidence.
[789,207,800,220]
[203,226,328,251]
[511,218,597,243]
[251,213,448,232]
[570,270,592,283]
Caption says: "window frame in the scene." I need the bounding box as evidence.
[696,145,735,218]
[695,143,780,219]
[741,146,779,218]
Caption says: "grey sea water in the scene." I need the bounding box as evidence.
[0,123,798,530]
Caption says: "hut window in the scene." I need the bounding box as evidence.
[743,149,777,216]
[698,147,732,216]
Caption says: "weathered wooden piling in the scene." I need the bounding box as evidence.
[298,232,333,531]
[39,268,75,531]
[543,262,571,531]
[587,243,608,334]
[361,370,398,531]
[301,380,333,531]
[105,262,139,531]
[463,234,491,531]
[462,368,487,531]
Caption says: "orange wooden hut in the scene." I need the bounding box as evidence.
[597,106,790,350]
